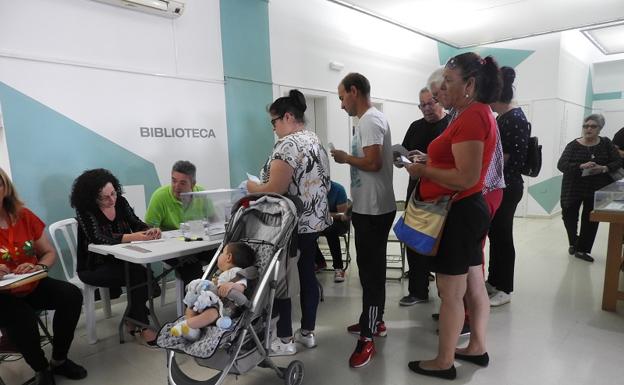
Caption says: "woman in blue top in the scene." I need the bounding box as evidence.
[486,67,531,307]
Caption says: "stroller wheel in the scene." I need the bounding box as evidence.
[284,360,304,385]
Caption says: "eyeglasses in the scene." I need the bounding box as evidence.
[582,124,599,129]
[270,115,284,127]
[98,189,117,202]
[419,100,439,109]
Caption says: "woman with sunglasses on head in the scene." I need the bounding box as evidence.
[70,168,161,345]
[404,52,501,380]
[247,89,331,356]
[557,114,620,262]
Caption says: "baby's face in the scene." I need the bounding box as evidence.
[217,245,230,271]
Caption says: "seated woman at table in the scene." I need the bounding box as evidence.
[70,168,160,345]
[0,168,87,385]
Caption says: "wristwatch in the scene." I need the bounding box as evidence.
[36,263,49,272]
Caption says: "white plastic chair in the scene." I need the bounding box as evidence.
[48,218,112,344]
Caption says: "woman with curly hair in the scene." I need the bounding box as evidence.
[70,168,160,345]
[0,168,87,385]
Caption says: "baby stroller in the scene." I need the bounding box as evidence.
[159,193,304,385]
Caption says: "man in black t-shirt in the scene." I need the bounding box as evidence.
[399,85,450,306]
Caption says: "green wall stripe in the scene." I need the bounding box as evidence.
[585,69,594,111]
[221,0,275,186]
[0,81,161,278]
[593,91,623,101]
[527,175,563,214]
[438,42,534,68]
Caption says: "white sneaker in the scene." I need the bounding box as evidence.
[170,321,200,341]
[334,269,345,282]
[489,291,511,307]
[485,282,497,296]
[269,337,297,356]
[294,329,317,348]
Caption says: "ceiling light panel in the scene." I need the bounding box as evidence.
[329,0,624,48]
[583,23,624,55]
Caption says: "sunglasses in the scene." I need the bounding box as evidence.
[271,115,284,127]
[582,124,599,129]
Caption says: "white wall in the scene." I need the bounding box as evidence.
[0,102,9,177]
[593,61,624,138]
[0,0,229,189]
[269,0,437,199]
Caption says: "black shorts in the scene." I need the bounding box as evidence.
[428,192,490,275]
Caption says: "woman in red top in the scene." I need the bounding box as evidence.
[0,168,87,385]
[404,53,501,380]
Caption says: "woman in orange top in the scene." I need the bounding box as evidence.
[0,168,87,385]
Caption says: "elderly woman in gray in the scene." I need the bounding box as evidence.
[557,113,621,262]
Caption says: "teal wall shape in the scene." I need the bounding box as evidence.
[221,0,274,186]
[587,69,623,108]
[0,81,161,233]
[438,43,534,68]
[527,175,563,214]
[585,69,594,111]
[593,91,623,101]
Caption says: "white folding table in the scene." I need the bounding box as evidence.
[88,237,221,342]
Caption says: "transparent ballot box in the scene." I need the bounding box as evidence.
[178,188,244,240]
[594,180,624,212]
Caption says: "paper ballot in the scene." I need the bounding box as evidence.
[246,173,261,183]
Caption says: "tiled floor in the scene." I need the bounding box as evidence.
[2,215,624,385]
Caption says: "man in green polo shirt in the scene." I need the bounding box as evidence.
[145,160,214,284]
[145,160,214,230]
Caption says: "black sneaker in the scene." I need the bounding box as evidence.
[568,245,576,255]
[575,252,594,262]
[25,368,55,385]
[51,359,88,380]
[399,295,428,306]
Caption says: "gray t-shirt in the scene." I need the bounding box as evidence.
[350,107,396,215]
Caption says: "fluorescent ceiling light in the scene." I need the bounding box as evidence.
[582,22,624,55]
[126,0,168,11]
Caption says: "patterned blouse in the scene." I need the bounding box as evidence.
[498,107,530,186]
[557,137,621,207]
[261,130,331,234]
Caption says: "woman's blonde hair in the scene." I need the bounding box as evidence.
[0,168,24,223]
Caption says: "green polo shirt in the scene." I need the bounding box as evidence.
[144,185,214,231]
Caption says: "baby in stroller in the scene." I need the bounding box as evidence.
[170,241,255,341]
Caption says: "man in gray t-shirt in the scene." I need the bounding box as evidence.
[331,72,396,369]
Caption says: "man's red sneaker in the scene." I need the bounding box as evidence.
[349,337,375,368]
[346,321,387,337]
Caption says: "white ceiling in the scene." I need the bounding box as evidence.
[328,0,624,48]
